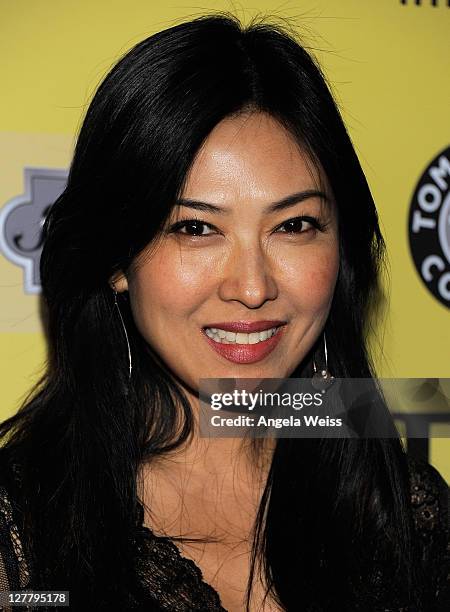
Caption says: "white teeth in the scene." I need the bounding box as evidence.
[204,326,281,345]
[235,333,248,344]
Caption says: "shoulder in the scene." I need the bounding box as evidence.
[406,455,450,608]
[0,449,31,590]
[406,455,449,536]
[407,455,450,530]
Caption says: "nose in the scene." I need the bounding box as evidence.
[218,240,278,308]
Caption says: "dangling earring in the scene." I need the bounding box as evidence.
[111,281,132,381]
[311,332,334,393]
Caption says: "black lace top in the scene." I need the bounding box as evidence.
[0,456,448,611]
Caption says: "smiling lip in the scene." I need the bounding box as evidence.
[201,323,287,364]
[203,320,286,333]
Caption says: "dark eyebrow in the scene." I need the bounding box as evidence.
[176,189,329,215]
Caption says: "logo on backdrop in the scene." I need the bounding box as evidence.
[0,167,68,294]
[408,146,450,308]
[400,0,450,7]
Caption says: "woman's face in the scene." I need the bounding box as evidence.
[111,112,339,393]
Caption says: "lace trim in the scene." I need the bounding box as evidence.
[408,457,450,607]
[410,461,442,537]
[134,501,226,610]
[0,485,30,588]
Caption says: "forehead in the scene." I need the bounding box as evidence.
[182,112,327,202]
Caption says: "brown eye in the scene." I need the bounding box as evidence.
[168,219,216,236]
[276,216,323,234]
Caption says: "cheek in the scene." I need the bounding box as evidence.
[280,246,339,312]
[129,247,211,320]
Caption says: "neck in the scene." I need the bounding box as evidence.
[149,384,275,477]
[137,385,276,528]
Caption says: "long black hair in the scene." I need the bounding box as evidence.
[0,13,425,611]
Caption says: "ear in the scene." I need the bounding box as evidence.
[109,271,128,293]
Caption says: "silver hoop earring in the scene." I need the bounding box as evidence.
[112,283,132,381]
[312,332,334,393]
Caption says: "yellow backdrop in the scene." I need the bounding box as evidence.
[1,0,449,480]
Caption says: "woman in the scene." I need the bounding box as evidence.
[0,14,448,612]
